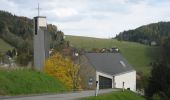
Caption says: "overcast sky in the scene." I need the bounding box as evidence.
[1,0,170,38]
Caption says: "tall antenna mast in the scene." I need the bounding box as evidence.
[38,3,40,16]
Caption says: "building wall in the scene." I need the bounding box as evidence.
[38,17,47,27]
[44,30,50,59]
[79,55,96,89]
[114,70,136,92]
[34,29,45,70]
[33,17,49,71]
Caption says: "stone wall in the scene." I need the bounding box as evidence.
[79,55,96,90]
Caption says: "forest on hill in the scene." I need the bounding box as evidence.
[0,10,65,65]
[116,22,170,45]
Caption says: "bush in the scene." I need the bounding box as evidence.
[44,52,81,90]
[152,92,168,100]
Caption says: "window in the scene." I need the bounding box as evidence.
[120,61,126,67]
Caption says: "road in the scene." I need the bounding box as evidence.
[0,89,118,100]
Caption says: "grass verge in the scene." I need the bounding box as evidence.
[0,69,66,95]
[80,91,145,100]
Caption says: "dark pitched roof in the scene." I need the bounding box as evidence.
[85,53,134,75]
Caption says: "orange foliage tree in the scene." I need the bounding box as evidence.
[44,52,81,90]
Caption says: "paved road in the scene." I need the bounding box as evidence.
[0,89,118,100]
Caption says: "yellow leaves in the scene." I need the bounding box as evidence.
[44,52,81,90]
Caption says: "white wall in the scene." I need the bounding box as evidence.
[34,29,45,70]
[33,17,47,71]
[96,71,113,89]
[114,70,136,92]
[38,17,47,27]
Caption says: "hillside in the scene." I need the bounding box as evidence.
[116,22,170,45]
[66,35,160,75]
[0,10,64,46]
[0,69,66,95]
[0,38,13,53]
[80,91,145,100]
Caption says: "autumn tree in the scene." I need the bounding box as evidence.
[44,53,81,90]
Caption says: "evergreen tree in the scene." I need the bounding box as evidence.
[145,38,170,100]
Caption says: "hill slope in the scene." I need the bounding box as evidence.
[0,69,66,95]
[0,38,13,53]
[66,35,160,75]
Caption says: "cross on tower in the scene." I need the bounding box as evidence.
[36,3,42,16]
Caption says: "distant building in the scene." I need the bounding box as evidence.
[78,53,136,92]
[33,16,49,70]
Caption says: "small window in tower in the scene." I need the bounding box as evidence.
[35,18,37,35]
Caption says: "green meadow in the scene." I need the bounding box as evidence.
[0,38,13,53]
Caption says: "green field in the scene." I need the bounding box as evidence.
[0,38,13,53]
[0,69,66,95]
[80,91,145,100]
[66,35,160,75]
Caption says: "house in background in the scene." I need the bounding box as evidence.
[79,53,136,92]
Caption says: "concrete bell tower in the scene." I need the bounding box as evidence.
[33,16,49,70]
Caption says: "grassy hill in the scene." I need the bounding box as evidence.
[66,35,160,75]
[80,91,145,100]
[0,38,13,53]
[0,69,66,95]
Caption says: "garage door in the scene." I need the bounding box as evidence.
[99,76,112,89]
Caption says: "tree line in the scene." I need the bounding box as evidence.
[116,22,170,45]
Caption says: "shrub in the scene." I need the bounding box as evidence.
[44,52,81,90]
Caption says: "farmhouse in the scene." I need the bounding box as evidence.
[79,53,136,92]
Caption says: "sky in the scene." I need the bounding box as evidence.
[1,0,170,38]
